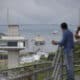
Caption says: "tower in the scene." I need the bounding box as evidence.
[0,25,26,68]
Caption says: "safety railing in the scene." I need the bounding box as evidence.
[51,47,63,80]
[0,62,52,80]
[0,47,65,80]
[0,46,80,80]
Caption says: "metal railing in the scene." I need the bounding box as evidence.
[0,47,80,80]
[0,62,52,80]
[51,47,63,80]
[0,47,62,80]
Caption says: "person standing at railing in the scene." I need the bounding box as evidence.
[52,22,75,80]
[75,26,80,43]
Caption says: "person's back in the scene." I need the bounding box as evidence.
[63,30,74,53]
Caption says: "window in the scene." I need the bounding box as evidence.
[0,41,7,46]
[8,41,17,46]
[18,41,25,48]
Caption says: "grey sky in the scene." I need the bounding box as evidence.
[0,0,80,25]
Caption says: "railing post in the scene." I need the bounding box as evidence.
[32,73,37,80]
[60,47,64,80]
[32,65,37,80]
[51,46,64,80]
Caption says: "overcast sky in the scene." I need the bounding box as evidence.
[0,0,80,25]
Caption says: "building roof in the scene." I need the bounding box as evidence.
[0,36,27,41]
[0,46,26,51]
[34,35,45,42]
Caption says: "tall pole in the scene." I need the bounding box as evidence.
[7,8,9,25]
[79,8,80,25]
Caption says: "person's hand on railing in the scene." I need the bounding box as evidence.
[51,40,58,45]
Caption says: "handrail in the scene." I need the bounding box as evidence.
[0,46,80,80]
[51,46,63,80]
[0,61,51,72]
[0,47,64,80]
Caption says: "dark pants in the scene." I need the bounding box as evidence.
[64,51,75,80]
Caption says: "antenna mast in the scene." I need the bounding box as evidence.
[7,8,9,25]
[79,8,80,25]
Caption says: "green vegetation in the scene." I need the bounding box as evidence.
[74,44,80,64]
[75,66,80,75]
[48,52,55,61]
[20,52,34,57]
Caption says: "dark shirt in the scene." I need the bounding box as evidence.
[58,30,74,53]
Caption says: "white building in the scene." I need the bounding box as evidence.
[33,35,45,52]
[0,25,27,69]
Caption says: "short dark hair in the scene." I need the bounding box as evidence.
[61,22,68,30]
[76,26,80,34]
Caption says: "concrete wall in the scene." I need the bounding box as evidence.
[8,50,19,69]
[8,25,20,36]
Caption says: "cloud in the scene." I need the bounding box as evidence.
[0,0,80,24]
